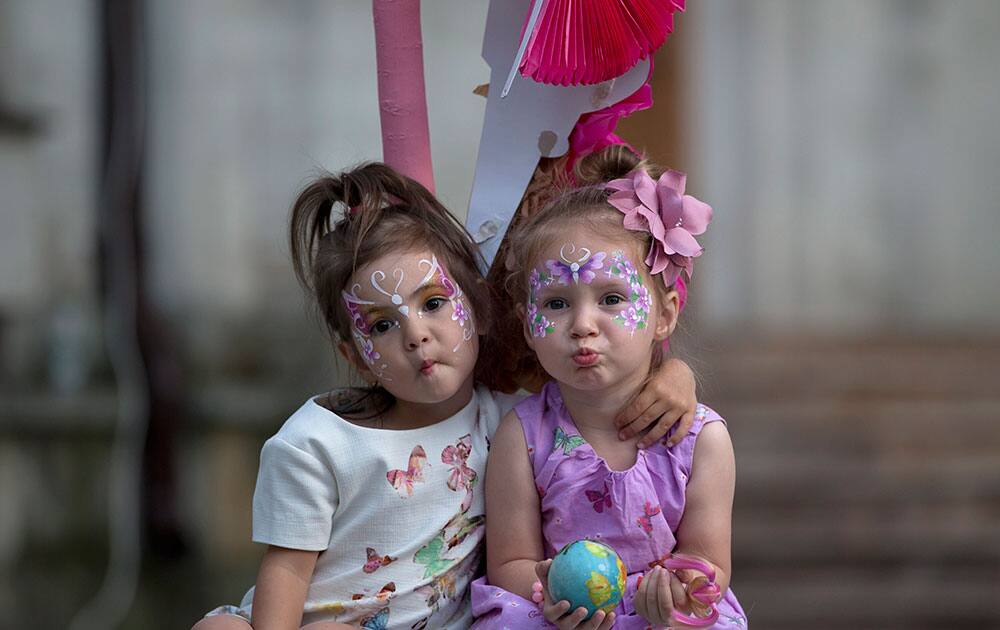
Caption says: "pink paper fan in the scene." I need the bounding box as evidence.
[517,0,685,87]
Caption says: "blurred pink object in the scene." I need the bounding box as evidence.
[606,168,712,288]
[517,0,685,86]
[372,0,435,192]
[568,79,653,162]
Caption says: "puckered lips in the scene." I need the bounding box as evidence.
[572,347,599,367]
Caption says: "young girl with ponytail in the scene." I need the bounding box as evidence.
[192,162,700,630]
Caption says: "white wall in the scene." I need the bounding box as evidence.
[689,0,1000,336]
[145,0,490,318]
[0,1,98,384]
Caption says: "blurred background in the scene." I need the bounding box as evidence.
[1,1,998,628]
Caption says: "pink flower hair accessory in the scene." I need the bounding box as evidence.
[605,169,712,287]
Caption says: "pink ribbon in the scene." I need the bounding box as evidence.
[567,81,653,165]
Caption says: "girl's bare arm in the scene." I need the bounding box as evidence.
[484,410,546,600]
[250,546,319,630]
[673,421,736,596]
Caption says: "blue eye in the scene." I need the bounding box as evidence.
[371,319,396,335]
[545,298,568,310]
[423,297,447,313]
[601,294,625,306]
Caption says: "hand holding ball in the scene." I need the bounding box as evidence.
[546,540,626,619]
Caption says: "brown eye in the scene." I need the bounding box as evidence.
[371,319,396,335]
[602,294,624,306]
[424,297,447,312]
[545,298,568,310]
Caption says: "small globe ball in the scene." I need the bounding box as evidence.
[547,540,627,619]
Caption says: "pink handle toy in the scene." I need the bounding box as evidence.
[654,553,721,627]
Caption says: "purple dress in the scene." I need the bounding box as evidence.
[471,382,747,629]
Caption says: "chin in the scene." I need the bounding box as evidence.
[564,366,617,389]
[411,377,468,404]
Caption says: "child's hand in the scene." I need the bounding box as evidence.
[615,357,697,448]
[633,566,689,628]
[534,560,616,630]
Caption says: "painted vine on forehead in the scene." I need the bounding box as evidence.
[371,268,410,317]
[606,250,651,336]
[526,267,555,338]
[418,254,474,352]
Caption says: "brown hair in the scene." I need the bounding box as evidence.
[289,162,496,414]
[491,145,670,389]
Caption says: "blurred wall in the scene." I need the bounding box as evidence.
[689,0,1000,336]
[144,0,491,382]
[0,0,98,389]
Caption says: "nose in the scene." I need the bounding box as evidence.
[403,317,432,350]
[569,304,599,339]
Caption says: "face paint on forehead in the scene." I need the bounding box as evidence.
[605,250,653,337]
[371,268,410,317]
[418,254,475,352]
[545,243,607,285]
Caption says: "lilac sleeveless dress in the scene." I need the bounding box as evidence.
[471,381,747,629]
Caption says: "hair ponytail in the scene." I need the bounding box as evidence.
[288,162,498,410]
[573,144,654,186]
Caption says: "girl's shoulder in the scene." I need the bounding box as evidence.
[260,393,351,456]
[655,402,727,474]
[509,382,569,467]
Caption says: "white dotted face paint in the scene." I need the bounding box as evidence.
[371,268,409,317]
[604,250,652,336]
[526,266,555,338]
[341,284,392,381]
[418,255,474,352]
[545,243,606,285]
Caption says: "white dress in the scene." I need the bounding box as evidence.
[214,385,520,629]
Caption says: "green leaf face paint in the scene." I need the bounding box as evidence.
[527,267,556,338]
[606,251,652,336]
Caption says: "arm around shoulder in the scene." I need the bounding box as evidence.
[484,410,545,600]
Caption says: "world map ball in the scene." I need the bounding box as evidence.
[548,540,627,619]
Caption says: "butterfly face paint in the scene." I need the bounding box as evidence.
[371,268,411,317]
[418,255,475,352]
[528,243,610,338]
[527,226,664,393]
[605,250,652,336]
[546,243,606,285]
[342,285,392,380]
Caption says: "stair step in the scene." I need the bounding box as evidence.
[731,565,1000,629]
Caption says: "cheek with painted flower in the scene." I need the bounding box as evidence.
[525,242,656,340]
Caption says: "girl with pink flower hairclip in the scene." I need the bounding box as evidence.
[471,146,747,629]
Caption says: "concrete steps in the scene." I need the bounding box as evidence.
[698,340,1000,629]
